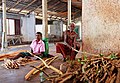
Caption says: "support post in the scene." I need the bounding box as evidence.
[1,0,7,51]
[68,0,71,26]
[42,0,49,56]
[42,0,48,38]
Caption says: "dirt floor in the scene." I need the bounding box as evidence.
[0,43,64,83]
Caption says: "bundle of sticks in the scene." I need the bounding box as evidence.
[52,53,120,83]
[24,52,120,83]
[1,59,19,69]
[1,57,34,69]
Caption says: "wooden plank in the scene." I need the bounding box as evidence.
[17,0,37,13]
[0,1,2,5]
[54,4,66,12]
[36,11,68,20]
[27,5,42,14]
[61,0,82,2]
[7,0,22,11]
[26,0,51,15]
[48,1,60,10]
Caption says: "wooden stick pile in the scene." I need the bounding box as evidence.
[52,54,120,83]
[1,59,19,69]
[1,58,35,69]
[24,53,120,83]
[25,55,59,80]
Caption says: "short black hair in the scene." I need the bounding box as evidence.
[36,32,42,36]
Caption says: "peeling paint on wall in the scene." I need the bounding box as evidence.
[82,0,120,55]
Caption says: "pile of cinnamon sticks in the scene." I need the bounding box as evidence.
[25,53,120,83]
[53,53,120,83]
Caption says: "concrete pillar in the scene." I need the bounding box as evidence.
[21,12,35,42]
[68,0,71,26]
[82,0,120,55]
[1,0,7,51]
[51,20,63,37]
[42,0,48,38]
[60,21,63,37]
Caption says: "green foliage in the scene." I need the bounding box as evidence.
[108,53,118,60]
[99,53,104,57]
[77,55,87,65]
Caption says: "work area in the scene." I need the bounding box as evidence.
[0,0,120,83]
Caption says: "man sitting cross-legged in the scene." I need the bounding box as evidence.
[12,32,45,60]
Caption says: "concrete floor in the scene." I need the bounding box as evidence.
[0,43,64,83]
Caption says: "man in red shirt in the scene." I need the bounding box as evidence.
[56,23,80,61]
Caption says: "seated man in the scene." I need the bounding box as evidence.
[56,23,80,61]
[12,32,45,60]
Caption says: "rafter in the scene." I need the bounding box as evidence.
[48,1,61,10]
[36,10,66,20]
[61,0,82,9]
[54,4,66,12]
[48,11,67,18]
[74,9,81,18]
[7,0,22,12]
[36,1,66,17]
[27,5,42,14]
[36,14,63,22]
[17,0,37,13]
[61,0,82,3]
[27,0,52,14]
[0,1,2,5]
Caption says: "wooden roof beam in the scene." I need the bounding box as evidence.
[17,0,37,13]
[61,0,82,3]
[36,14,67,22]
[27,5,42,14]
[0,1,2,5]
[47,11,67,18]
[54,4,66,12]
[48,1,61,10]
[73,10,81,18]
[27,0,51,14]
[7,0,22,12]
[37,11,66,20]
